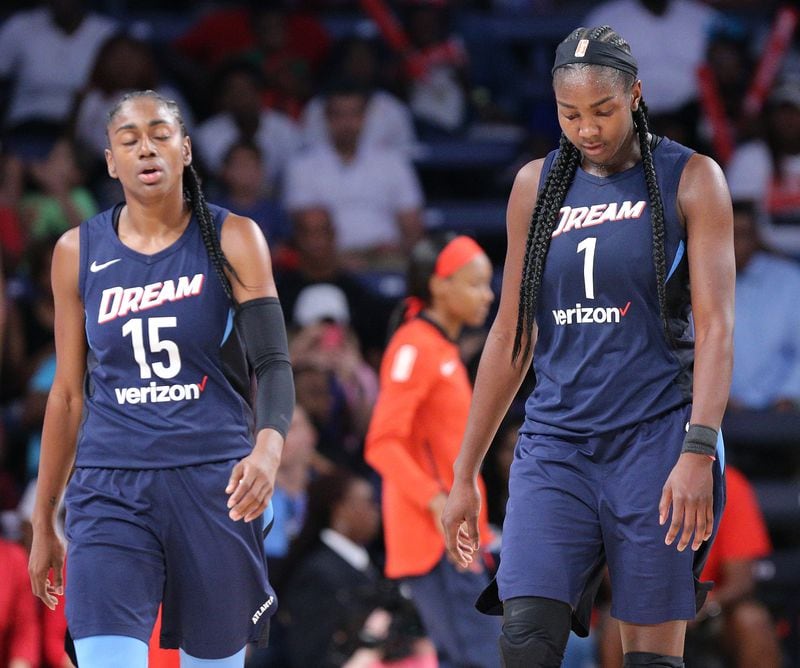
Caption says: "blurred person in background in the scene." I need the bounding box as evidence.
[274,206,395,364]
[284,84,424,269]
[727,199,800,412]
[279,471,383,668]
[194,60,301,190]
[366,234,498,667]
[726,79,800,256]
[2,235,58,400]
[290,283,379,466]
[171,3,329,120]
[212,141,290,248]
[0,0,116,135]
[302,37,416,156]
[0,535,41,668]
[19,136,97,240]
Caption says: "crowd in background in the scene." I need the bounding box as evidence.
[1,0,800,666]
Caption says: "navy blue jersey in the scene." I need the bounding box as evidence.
[523,137,695,437]
[76,204,254,468]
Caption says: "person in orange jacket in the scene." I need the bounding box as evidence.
[365,234,499,667]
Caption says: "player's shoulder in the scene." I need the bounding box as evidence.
[515,158,547,189]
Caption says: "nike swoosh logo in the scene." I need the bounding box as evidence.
[90,258,121,272]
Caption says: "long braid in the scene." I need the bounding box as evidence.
[514,25,674,363]
[183,164,237,303]
[513,135,580,361]
[634,100,673,346]
[107,89,238,304]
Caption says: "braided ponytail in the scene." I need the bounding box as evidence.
[183,164,238,303]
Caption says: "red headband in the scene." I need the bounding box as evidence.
[434,236,484,278]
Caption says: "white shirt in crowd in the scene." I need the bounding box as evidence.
[0,8,117,127]
[302,90,417,157]
[283,144,424,252]
[583,0,717,114]
[194,109,302,182]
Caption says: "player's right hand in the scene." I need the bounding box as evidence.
[29,526,66,610]
[441,478,481,569]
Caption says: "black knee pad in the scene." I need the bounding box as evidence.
[499,596,571,668]
[624,651,684,667]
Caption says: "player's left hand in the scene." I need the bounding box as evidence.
[226,434,282,522]
[659,452,714,552]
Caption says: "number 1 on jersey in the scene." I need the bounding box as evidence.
[122,317,182,380]
[577,237,597,300]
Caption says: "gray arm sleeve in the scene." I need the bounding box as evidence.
[234,296,294,439]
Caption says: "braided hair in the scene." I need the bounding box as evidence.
[106,90,238,303]
[512,26,672,362]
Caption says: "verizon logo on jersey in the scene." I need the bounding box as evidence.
[552,301,632,325]
[98,273,204,324]
[552,200,646,238]
[114,376,209,405]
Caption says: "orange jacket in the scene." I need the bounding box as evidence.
[701,466,771,586]
[365,317,491,578]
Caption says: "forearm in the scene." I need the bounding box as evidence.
[32,390,81,528]
[365,438,442,509]
[252,427,284,472]
[690,320,733,430]
[454,325,531,480]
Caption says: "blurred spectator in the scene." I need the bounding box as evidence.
[726,78,800,255]
[697,15,757,163]
[0,536,41,668]
[365,235,498,668]
[264,405,317,570]
[172,3,329,119]
[275,206,396,360]
[19,136,97,240]
[692,466,781,667]
[583,0,718,145]
[279,472,387,668]
[194,60,301,188]
[73,33,193,165]
[290,283,379,448]
[399,2,470,137]
[212,140,290,246]
[728,200,800,411]
[302,38,417,156]
[20,353,56,482]
[599,467,781,668]
[284,86,424,268]
[2,236,58,400]
[0,150,25,270]
[0,0,116,133]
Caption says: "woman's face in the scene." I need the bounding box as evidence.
[434,253,494,328]
[553,68,640,171]
[104,96,191,200]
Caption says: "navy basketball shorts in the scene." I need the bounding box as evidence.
[496,404,725,634]
[64,460,276,659]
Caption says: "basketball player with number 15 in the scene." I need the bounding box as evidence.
[28,90,294,668]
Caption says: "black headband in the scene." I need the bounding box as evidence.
[551,38,638,78]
